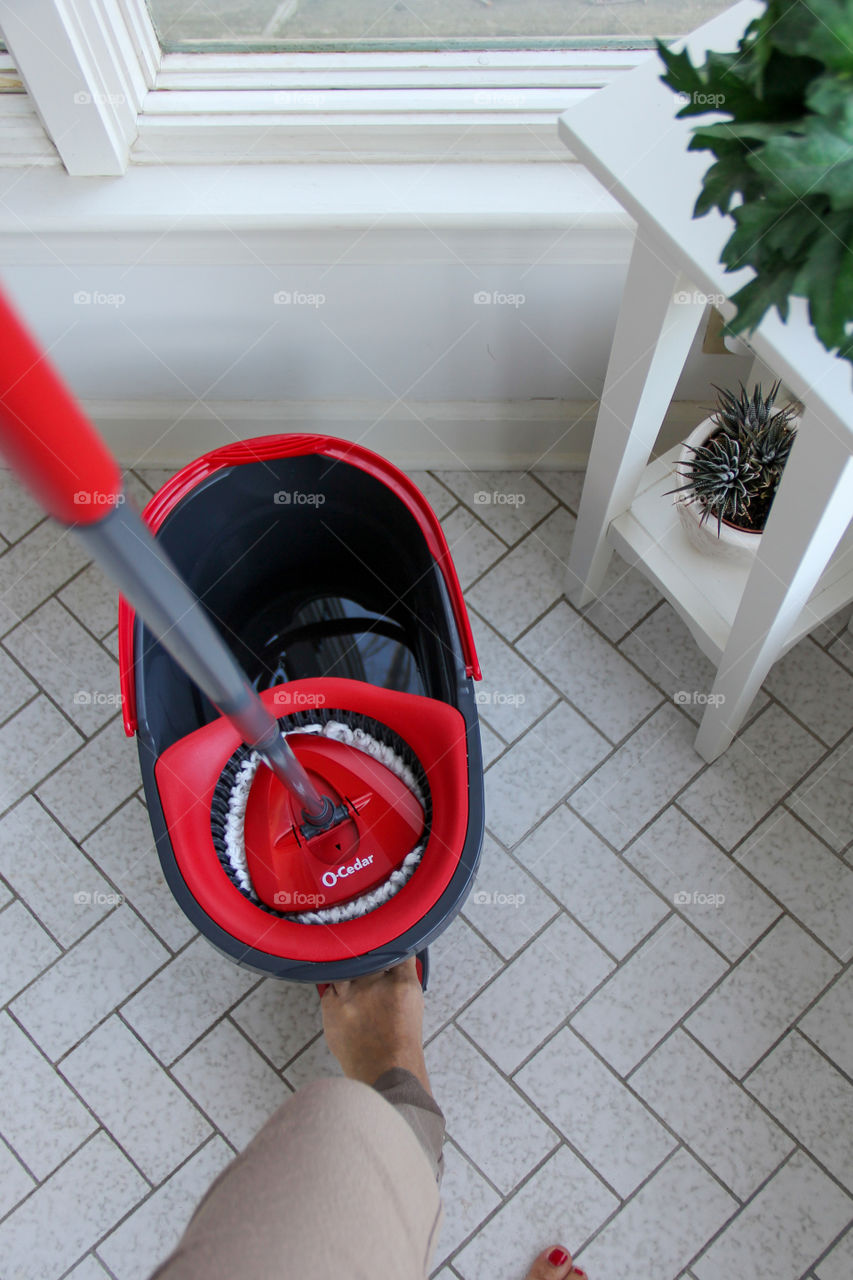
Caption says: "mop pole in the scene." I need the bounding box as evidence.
[0,288,331,824]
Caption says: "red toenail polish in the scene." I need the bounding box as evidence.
[547,1249,570,1267]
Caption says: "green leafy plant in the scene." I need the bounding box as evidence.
[668,381,798,533]
[656,0,853,370]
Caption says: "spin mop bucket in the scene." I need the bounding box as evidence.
[0,291,484,983]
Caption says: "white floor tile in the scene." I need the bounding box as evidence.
[58,562,120,640]
[469,611,558,743]
[0,518,88,625]
[0,796,115,947]
[36,717,142,841]
[575,551,662,644]
[467,507,575,641]
[799,970,853,1075]
[96,1137,234,1280]
[461,835,558,959]
[625,806,781,960]
[11,907,168,1061]
[477,720,505,767]
[532,470,585,513]
[58,1253,114,1280]
[0,646,35,723]
[422,915,503,1041]
[82,798,196,952]
[282,1032,341,1091]
[519,601,662,743]
[0,1138,35,1218]
[764,638,853,746]
[738,808,853,960]
[121,937,258,1065]
[4,600,120,736]
[0,695,83,812]
[438,471,557,545]
[516,1027,674,1197]
[454,1146,617,1280]
[632,1029,793,1199]
[0,900,60,1004]
[569,704,703,849]
[515,807,668,960]
[102,626,120,659]
[686,917,839,1078]
[620,602,767,725]
[459,914,612,1074]
[678,704,825,850]
[815,1226,853,1280]
[789,737,853,853]
[439,507,505,589]
[0,1131,148,1280]
[745,1032,853,1190]
[485,700,609,848]
[810,603,853,649]
[425,1026,558,1195]
[172,1020,289,1150]
[829,632,853,673]
[230,977,322,1070]
[408,472,457,521]
[0,1012,97,1180]
[571,918,726,1076]
[576,1148,736,1280]
[433,1142,501,1266]
[60,1017,212,1183]
[692,1151,852,1280]
[0,470,44,543]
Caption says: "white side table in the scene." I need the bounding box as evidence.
[558,0,853,761]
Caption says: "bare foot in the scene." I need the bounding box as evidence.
[525,1247,586,1279]
[320,957,431,1093]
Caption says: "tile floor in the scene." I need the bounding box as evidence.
[0,465,851,1280]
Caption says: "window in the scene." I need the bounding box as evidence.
[0,0,741,174]
[146,1,736,50]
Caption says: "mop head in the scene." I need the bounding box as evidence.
[210,707,431,924]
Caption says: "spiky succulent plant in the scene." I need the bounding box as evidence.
[669,382,798,534]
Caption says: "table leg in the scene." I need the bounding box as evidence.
[695,410,853,761]
[568,230,706,606]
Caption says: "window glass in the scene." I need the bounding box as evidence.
[146,1,736,51]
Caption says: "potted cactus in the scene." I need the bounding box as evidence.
[668,381,799,562]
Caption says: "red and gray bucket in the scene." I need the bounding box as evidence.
[0,289,484,985]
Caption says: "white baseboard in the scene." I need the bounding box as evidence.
[81,398,708,471]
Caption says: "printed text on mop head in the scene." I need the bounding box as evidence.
[322,854,375,888]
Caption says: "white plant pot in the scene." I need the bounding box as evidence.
[673,418,762,566]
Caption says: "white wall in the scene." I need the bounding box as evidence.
[0,163,751,468]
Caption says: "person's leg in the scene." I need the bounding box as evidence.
[151,960,443,1280]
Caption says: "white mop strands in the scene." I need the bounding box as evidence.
[220,720,428,923]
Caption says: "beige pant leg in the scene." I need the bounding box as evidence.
[151,1077,444,1280]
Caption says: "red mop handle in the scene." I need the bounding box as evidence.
[0,289,122,525]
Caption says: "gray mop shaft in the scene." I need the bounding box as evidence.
[76,500,328,820]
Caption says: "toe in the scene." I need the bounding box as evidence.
[525,1245,580,1280]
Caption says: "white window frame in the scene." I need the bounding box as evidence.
[0,0,655,174]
